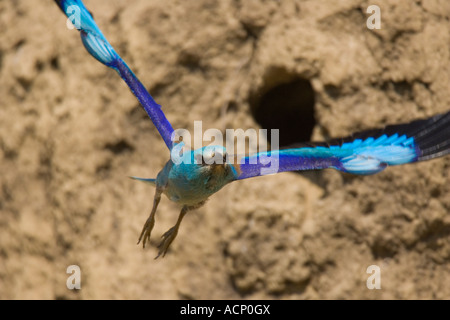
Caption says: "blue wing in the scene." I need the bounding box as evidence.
[54,0,175,150]
[237,111,450,180]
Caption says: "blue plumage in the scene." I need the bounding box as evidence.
[56,0,174,150]
[129,177,156,186]
[57,0,118,65]
[54,0,450,258]
[238,132,419,178]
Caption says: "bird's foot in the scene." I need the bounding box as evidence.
[155,226,179,259]
[137,188,162,248]
[137,215,155,248]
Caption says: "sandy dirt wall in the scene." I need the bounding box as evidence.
[0,0,449,299]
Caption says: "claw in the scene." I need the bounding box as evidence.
[137,215,155,248]
[155,226,178,259]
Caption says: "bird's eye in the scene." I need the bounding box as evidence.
[222,151,228,164]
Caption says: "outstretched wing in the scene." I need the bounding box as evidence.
[237,111,450,180]
[54,0,175,149]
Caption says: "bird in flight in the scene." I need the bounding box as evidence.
[55,0,450,258]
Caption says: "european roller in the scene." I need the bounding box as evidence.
[55,0,450,258]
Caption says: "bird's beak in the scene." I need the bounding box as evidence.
[210,158,227,176]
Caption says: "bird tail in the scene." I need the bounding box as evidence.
[129,177,157,187]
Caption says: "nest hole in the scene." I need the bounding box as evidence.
[252,78,316,148]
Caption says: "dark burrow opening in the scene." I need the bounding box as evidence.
[252,78,316,148]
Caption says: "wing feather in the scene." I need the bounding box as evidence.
[55,0,175,149]
[236,111,450,180]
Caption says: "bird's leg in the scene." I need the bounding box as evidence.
[155,206,188,259]
[137,187,163,248]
